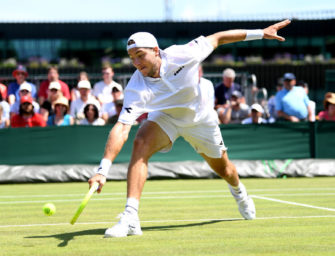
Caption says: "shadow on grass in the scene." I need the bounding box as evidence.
[25,228,105,247]
[142,219,240,231]
[25,219,241,247]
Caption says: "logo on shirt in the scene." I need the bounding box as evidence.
[174,66,185,76]
[124,107,132,113]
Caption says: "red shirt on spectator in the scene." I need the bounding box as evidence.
[11,113,46,128]
[38,80,71,100]
[0,83,7,100]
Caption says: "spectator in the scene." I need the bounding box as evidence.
[0,93,10,123]
[70,80,100,123]
[106,99,124,124]
[47,97,74,126]
[10,82,40,117]
[0,82,7,100]
[275,73,312,122]
[317,92,335,121]
[0,104,10,128]
[80,103,105,126]
[242,103,267,124]
[101,83,124,122]
[214,68,242,109]
[7,65,37,105]
[38,66,70,105]
[71,71,89,102]
[218,90,250,124]
[296,80,316,122]
[93,66,123,105]
[267,78,283,122]
[11,95,46,128]
[40,82,64,122]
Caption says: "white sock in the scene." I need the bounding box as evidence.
[230,182,243,195]
[125,197,139,215]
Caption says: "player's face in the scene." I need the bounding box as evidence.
[128,47,160,78]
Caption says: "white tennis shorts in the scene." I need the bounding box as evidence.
[148,111,227,158]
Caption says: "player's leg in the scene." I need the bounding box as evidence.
[182,123,255,220]
[200,150,239,186]
[200,151,256,220]
[127,120,172,200]
[105,120,172,238]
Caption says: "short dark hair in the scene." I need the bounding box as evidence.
[83,104,99,119]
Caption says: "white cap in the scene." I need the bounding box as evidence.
[223,68,236,78]
[19,82,32,92]
[49,81,61,90]
[78,80,91,89]
[127,32,159,51]
[251,103,264,114]
[112,83,123,92]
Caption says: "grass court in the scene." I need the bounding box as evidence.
[1,177,335,256]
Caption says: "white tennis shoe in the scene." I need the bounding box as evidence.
[104,210,143,238]
[229,183,256,220]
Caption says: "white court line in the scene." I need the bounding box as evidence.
[1,187,335,199]
[2,193,335,205]
[253,195,335,212]
[1,215,335,228]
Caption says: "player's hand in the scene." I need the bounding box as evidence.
[88,174,106,194]
[263,19,291,41]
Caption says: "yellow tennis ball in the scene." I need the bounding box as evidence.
[43,203,56,216]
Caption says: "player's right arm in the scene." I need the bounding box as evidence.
[88,121,132,193]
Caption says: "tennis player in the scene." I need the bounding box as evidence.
[89,19,291,237]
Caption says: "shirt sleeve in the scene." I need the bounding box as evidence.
[118,90,147,125]
[164,36,214,64]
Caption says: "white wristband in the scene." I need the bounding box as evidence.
[96,158,112,177]
[244,29,264,41]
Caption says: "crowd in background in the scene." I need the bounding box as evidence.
[0,64,335,129]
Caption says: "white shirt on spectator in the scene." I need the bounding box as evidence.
[70,95,100,119]
[102,102,117,118]
[80,118,105,126]
[93,80,123,104]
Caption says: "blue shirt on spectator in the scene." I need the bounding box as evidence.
[275,86,309,119]
[8,81,37,102]
[47,114,72,126]
[215,82,242,105]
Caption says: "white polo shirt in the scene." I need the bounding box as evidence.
[118,36,217,127]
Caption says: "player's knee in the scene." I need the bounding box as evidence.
[133,135,151,155]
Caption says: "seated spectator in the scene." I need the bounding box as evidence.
[40,82,64,122]
[275,73,312,122]
[297,80,316,122]
[0,93,10,123]
[101,83,124,122]
[218,90,250,124]
[70,80,100,123]
[0,104,10,128]
[317,92,335,121]
[79,104,105,126]
[215,68,242,109]
[38,66,70,105]
[0,82,7,100]
[47,97,74,126]
[10,82,40,117]
[71,71,89,102]
[242,104,267,124]
[8,65,37,105]
[106,99,124,124]
[11,95,46,128]
[93,65,123,105]
[268,78,283,122]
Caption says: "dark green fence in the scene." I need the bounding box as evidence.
[0,122,334,165]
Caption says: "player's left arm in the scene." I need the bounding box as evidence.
[206,19,291,49]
